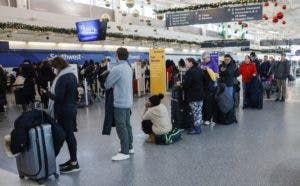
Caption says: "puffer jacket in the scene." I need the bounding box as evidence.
[142,104,172,135]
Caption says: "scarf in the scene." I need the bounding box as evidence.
[48,66,76,117]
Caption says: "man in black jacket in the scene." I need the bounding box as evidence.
[219,54,237,97]
[260,55,272,98]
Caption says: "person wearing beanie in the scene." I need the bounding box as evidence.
[142,94,172,143]
[250,52,260,75]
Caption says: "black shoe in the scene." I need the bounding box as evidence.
[280,98,285,102]
[59,160,71,169]
[60,163,80,173]
[275,99,280,101]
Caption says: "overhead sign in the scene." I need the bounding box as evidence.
[166,4,262,27]
[150,48,166,94]
[260,39,300,46]
[201,40,250,48]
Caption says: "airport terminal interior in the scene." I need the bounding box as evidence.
[0,0,300,186]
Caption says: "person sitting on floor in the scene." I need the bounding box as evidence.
[142,94,172,143]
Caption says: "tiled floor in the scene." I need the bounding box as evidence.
[0,79,300,186]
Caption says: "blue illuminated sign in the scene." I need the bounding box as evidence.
[76,20,103,42]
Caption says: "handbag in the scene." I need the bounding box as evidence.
[288,74,295,81]
[13,76,25,87]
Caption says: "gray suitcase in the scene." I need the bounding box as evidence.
[16,124,59,184]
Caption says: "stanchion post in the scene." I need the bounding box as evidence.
[84,78,89,106]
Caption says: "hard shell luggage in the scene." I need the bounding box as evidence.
[16,124,59,184]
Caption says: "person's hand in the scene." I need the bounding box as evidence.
[220,67,226,72]
[176,81,181,86]
[40,88,47,95]
[145,102,151,108]
[253,74,257,77]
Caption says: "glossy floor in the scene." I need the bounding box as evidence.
[0,80,300,186]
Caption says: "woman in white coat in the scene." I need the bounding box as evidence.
[142,94,172,143]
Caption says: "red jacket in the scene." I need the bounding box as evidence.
[166,66,173,82]
[240,62,257,83]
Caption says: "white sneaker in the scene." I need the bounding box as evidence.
[112,153,130,161]
[118,148,134,154]
[203,121,211,126]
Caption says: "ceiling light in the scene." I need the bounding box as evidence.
[9,41,26,45]
[28,42,56,46]
[58,43,81,48]
[82,44,103,48]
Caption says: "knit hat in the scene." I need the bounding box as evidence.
[202,51,210,59]
[250,52,256,57]
[149,94,164,106]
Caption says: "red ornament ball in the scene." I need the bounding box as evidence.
[273,16,278,23]
[282,20,286,24]
[244,23,248,27]
[264,2,269,6]
[238,20,243,25]
[274,2,278,7]
[282,5,287,9]
[277,12,284,19]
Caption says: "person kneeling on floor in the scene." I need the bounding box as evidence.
[142,94,172,143]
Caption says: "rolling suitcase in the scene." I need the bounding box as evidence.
[171,86,193,129]
[14,88,25,105]
[16,124,59,184]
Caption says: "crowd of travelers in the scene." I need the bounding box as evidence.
[1,48,295,176]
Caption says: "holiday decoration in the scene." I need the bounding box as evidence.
[272,16,278,23]
[140,19,144,22]
[105,1,111,7]
[134,30,138,32]
[101,14,110,22]
[129,22,133,25]
[282,4,287,9]
[276,12,284,19]
[282,20,286,24]
[274,1,278,7]
[238,20,243,25]
[264,2,269,6]
[146,0,151,5]
[263,14,268,20]
[156,14,164,20]
[155,0,277,14]
[121,11,127,16]
[116,25,124,31]
[126,0,135,8]
[153,29,157,32]
[0,22,203,45]
[132,9,139,17]
[234,29,239,34]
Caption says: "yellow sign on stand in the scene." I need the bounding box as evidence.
[149,48,166,94]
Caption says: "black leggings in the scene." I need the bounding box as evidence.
[59,119,77,162]
[142,120,153,134]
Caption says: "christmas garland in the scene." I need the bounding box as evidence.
[155,0,276,14]
[0,22,200,45]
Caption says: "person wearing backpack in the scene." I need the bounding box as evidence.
[141,94,172,143]
[273,53,290,102]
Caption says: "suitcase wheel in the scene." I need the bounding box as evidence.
[19,175,25,179]
[54,173,59,179]
[38,180,44,185]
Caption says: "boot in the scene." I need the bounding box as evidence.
[145,134,155,143]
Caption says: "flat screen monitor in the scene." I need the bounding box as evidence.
[76,19,107,42]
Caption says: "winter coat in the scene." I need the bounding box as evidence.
[239,62,257,83]
[99,71,115,135]
[0,72,7,106]
[48,73,78,132]
[273,60,290,80]
[37,66,55,89]
[21,64,36,104]
[10,110,66,156]
[142,104,172,135]
[182,66,205,103]
[260,61,271,80]
[219,61,237,87]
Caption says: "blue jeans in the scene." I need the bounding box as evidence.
[114,108,133,154]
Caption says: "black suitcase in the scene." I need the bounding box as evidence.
[171,87,193,129]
